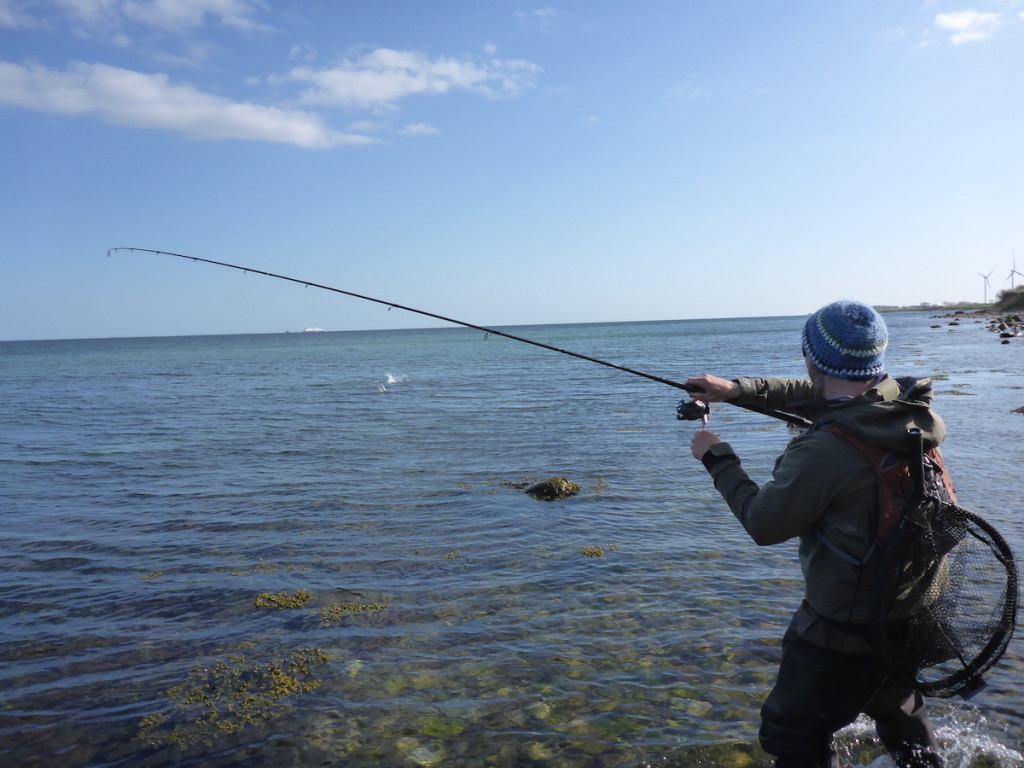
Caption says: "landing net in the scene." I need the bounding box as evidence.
[874,499,1018,698]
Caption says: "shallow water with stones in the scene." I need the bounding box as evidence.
[1,312,1021,767]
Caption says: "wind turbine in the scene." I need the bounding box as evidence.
[1007,252,1023,290]
[979,269,994,303]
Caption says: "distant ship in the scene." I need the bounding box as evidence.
[303,327,325,333]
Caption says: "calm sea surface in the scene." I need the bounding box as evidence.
[1,313,1022,767]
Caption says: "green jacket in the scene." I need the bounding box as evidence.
[701,374,947,653]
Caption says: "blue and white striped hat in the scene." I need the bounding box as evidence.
[801,300,888,381]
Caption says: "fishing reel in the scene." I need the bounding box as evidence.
[676,398,710,422]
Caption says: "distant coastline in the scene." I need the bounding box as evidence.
[877,286,1024,316]
[875,302,988,314]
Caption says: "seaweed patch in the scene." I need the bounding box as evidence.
[254,589,314,610]
[581,543,620,558]
[318,600,390,625]
[138,645,328,749]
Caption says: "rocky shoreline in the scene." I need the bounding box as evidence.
[932,309,1023,344]
[931,309,1024,415]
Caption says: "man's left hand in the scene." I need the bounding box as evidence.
[690,429,722,460]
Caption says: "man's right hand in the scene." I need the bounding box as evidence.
[685,375,740,403]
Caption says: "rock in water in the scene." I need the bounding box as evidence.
[526,477,581,501]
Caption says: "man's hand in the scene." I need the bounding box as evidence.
[691,429,723,461]
[685,374,740,403]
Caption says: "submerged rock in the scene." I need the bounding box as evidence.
[525,477,581,501]
[406,744,444,767]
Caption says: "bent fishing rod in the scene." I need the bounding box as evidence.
[106,247,811,428]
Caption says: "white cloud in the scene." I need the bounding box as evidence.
[667,77,709,100]
[934,10,1003,44]
[279,48,541,109]
[0,0,42,28]
[514,6,561,32]
[147,38,216,69]
[0,61,370,148]
[49,0,134,35]
[20,0,270,35]
[346,119,383,133]
[397,122,438,137]
[120,0,270,31]
[289,42,317,63]
[53,0,120,23]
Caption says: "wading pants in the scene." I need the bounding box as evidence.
[759,623,943,768]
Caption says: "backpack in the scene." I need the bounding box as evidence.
[816,423,958,566]
[817,423,985,682]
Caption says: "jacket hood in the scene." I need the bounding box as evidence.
[805,375,947,452]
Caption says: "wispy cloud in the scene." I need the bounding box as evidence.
[288,42,317,63]
[46,0,270,33]
[397,122,438,137]
[667,76,709,100]
[120,0,271,32]
[934,9,1003,44]
[1,5,542,148]
[278,48,541,110]
[0,61,370,148]
[514,6,561,32]
[0,0,42,29]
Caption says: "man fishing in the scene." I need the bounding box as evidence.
[686,300,945,768]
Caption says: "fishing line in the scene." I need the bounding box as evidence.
[107,247,1017,695]
[106,247,811,428]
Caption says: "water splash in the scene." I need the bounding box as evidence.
[836,712,1023,768]
[377,371,409,392]
[935,713,1024,768]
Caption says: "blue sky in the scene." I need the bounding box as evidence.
[1,1,1022,340]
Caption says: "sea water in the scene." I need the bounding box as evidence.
[0,313,1021,767]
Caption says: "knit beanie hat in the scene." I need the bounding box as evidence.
[801,300,888,381]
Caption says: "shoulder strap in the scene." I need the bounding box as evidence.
[818,424,912,547]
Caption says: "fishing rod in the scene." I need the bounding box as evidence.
[106,247,811,428]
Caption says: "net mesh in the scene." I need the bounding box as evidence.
[874,499,1019,698]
